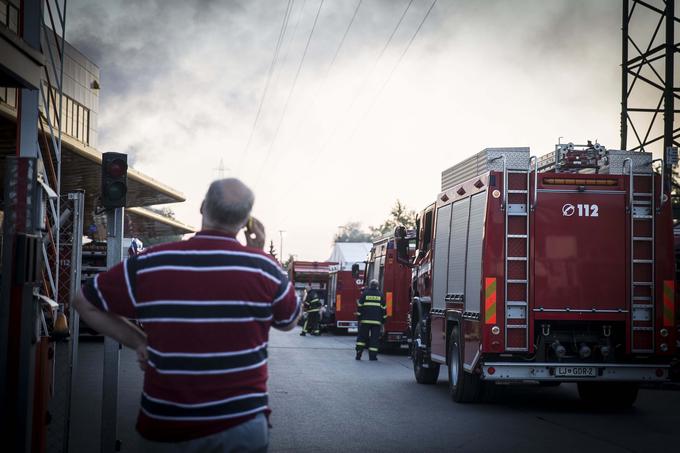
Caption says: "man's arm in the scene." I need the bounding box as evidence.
[73,292,148,366]
[272,278,302,332]
[273,309,301,332]
[356,292,365,319]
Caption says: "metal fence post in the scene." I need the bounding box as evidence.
[101,207,124,453]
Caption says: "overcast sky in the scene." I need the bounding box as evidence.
[65,0,665,260]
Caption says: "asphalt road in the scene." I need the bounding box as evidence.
[69,327,680,452]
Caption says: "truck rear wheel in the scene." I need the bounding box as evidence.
[448,326,482,403]
[412,320,440,384]
[577,382,639,409]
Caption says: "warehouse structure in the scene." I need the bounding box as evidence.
[0,1,193,451]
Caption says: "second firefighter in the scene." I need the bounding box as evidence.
[355,279,386,360]
[301,289,322,336]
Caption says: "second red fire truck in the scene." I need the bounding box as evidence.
[365,233,414,348]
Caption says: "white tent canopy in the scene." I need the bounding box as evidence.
[328,242,372,271]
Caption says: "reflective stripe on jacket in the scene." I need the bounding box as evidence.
[356,288,386,324]
[304,297,322,313]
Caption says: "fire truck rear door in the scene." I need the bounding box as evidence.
[533,190,627,313]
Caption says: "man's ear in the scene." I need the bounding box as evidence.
[200,200,204,215]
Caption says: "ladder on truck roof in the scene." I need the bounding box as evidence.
[503,161,534,352]
[626,160,656,354]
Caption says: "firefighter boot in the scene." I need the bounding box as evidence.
[369,348,378,361]
[299,331,306,336]
[355,350,362,360]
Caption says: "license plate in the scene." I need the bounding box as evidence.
[348,327,358,333]
[555,366,597,377]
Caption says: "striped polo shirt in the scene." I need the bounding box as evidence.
[81,230,300,442]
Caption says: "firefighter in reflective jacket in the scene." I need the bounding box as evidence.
[300,290,322,336]
[355,279,386,361]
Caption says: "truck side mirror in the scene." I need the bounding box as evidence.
[351,263,360,278]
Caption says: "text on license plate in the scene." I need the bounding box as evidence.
[348,328,358,333]
[555,366,597,377]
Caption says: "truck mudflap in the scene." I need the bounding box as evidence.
[481,362,669,382]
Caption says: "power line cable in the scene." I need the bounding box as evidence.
[314,0,416,152]
[343,0,438,146]
[271,0,438,228]
[325,0,363,77]
[238,0,294,170]
[267,0,412,180]
[256,0,326,186]
[239,0,306,177]
[268,0,421,224]
[339,0,415,112]
[376,0,415,63]
[274,0,364,170]
[270,0,309,100]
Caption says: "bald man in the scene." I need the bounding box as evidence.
[74,178,300,452]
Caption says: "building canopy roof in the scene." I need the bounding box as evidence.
[0,108,195,239]
[327,242,372,271]
[126,207,195,239]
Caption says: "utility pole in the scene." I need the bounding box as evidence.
[621,0,678,215]
[621,0,678,158]
[279,230,286,264]
[99,152,129,453]
[101,207,124,453]
[214,158,228,179]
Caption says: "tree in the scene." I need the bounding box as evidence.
[334,221,374,243]
[370,200,417,238]
[268,241,277,260]
[282,254,296,269]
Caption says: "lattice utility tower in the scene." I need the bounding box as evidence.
[621,0,678,173]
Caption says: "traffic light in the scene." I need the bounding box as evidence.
[101,152,128,208]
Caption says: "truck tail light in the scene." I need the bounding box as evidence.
[487,367,496,375]
[656,368,665,378]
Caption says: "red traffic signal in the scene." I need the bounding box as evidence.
[101,152,128,208]
[105,159,127,178]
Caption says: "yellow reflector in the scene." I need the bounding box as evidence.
[485,278,497,324]
[663,280,674,327]
[386,292,393,317]
[336,294,341,312]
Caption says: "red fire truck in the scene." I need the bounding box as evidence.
[397,144,678,406]
[288,260,335,325]
[365,233,415,348]
[327,242,372,332]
